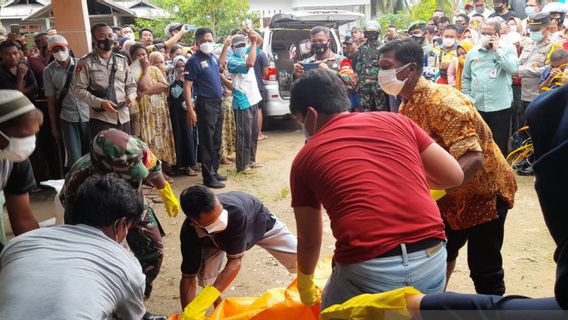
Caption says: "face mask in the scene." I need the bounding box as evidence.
[531,31,544,42]
[525,6,536,17]
[475,6,484,14]
[0,131,36,162]
[480,35,491,49]
[443,37,456,48]
[53,49,69,62]
[365,32,379,42]
[171,85,183,98]
[312,43,328,55]
[95,38,113,52]
[377,63,411,96]
[204,209,228,234]
[124,33,135,41]
[508,25,517,33]
[199,42,214,55]
[494,6,504,13]
[234,47,247,58]
[410,34,425,44]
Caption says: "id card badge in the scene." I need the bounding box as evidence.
[489,68,497,79]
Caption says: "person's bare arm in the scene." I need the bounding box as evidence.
[218,36,233,73]
[164,28,189,49]
[452,151,484,190]
[421,142,464,189]
[246,37,257,68]
[136,56,152,92]
[183,80,197,126]
[5,193,39,236]
[140,82,169,96]
[213,257,242,293]
[220,73,232,89]
[294,206,322,275]
[180,276,197,309]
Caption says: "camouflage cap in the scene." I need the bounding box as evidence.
[91,129,150,183]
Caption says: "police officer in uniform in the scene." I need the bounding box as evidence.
[355,21,388,112]
[407,21,440,82]
[72,23,137,137]
[518,13,553,132]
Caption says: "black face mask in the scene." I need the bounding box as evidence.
[494,6,504,13]
[364,32,379,42]
[312,43,328,55]
[95,38,113,52]
[410,34,425,44]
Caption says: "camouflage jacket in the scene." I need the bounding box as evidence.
[354,41,382,93]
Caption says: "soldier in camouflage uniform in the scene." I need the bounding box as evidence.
[60,129,180,298]
[355,21,389,112]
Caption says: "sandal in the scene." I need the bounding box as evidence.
[184,167,198,176]
[163,174,174,184]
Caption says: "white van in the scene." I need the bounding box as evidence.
[261,10,363,118]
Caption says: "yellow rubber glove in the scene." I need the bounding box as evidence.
[430,189,447,201]
[320,286,422,320]
[180,285,221,320]
[158,181,180,218]
[297,271,321,307]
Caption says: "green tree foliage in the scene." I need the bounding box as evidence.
[411,0,454,22]
[377,12,413,31]
[135,0,259,41]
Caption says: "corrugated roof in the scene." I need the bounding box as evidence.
[1,0,50,19]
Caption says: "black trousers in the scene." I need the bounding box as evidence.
[89,119,131,138]
[479,109,511,157]
[446,198,509,296]
[195,98,224,183]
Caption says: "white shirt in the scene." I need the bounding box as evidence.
[0,224,146,320]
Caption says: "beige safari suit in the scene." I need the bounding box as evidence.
[72,51,136,125]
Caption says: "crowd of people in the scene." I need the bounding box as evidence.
[0,0,566,319]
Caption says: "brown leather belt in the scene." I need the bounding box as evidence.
[377,238,443,258]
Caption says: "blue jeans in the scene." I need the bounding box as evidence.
[321,242,447,309]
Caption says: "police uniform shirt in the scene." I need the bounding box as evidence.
[183,51,224,100]
[72,52,137,125]
[180,192,276,275]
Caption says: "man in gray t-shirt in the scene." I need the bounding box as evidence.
[0,174,147,319]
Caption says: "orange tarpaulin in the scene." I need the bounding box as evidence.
[170,258,332,320]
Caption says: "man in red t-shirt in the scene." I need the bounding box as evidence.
[289,69,465,309]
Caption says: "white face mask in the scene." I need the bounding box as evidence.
[0,131,36,162]
[442,37,456,48]
[53,49,69,62]
[199,42,214,55]
[114,220,129,246]
[204,209,228,233]
[508,25,518,33]
[124,33,135,41]
[480,35,491,49]
[377,63,411,96]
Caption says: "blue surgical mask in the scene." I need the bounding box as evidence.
[234,47,247,58]
[531,31,544,42]
[170,85,183,98]
[525,6,536,17]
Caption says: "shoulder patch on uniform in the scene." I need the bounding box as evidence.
[75,64,84,74]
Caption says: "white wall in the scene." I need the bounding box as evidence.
[291,0,370,8]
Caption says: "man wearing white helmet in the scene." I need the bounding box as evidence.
[0,90,43,250]
[43,34,90,168]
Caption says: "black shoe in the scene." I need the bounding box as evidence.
[216,174,228,181]
[205,180,226,189]
[143,312,167,320]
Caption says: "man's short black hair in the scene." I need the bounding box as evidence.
[71,174,144,227]
[112,26,122,32]
[0,40,20,53]
[195,28,214,41]
[425,26,437,35]
[388,25,397,29]
[138,28,152,38]
[444,24,459,34]
[33,32,47,42]
[378,39,424,76]
[180,185,217,220]
[457,13,471,24]
[91,23,110,38]
[290,69,350,116]
[169,44,182,55]
[439,16,451,24]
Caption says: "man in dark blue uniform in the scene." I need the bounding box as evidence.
[183,28,227,189]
